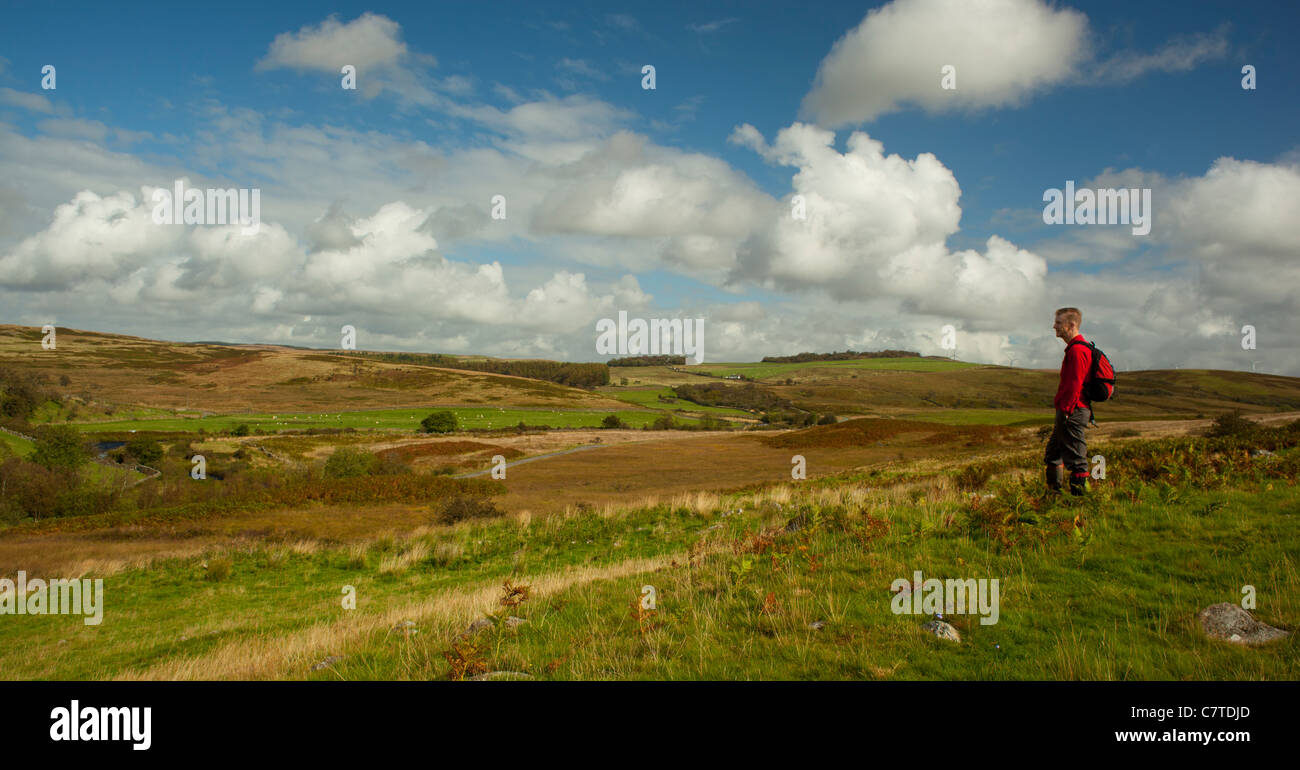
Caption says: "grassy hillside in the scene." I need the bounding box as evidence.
[2,419,1295,680]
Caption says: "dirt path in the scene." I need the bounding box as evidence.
[453,443,605,478]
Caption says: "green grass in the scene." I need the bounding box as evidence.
[0,501,736,679]
[65,406,712,434]
[0,430,34,456]
[81,461,144,484]
[465,484,1298,680]
[690,358,982,380]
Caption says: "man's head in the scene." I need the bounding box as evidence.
[1053,307,1082,342]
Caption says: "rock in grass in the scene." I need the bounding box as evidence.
[504,616,527,629]
[808,620,827,631]
[1197,603,1289,646]
[391,620,419,638]
[310,655,344,672]
[921,620,962,643]
[469,670,534,681]
[458,618,495,639]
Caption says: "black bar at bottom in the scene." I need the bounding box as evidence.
[0,681,1288,757]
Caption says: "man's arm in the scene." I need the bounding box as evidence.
[1054,343,1090,412]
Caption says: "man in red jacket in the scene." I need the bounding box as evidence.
[1045,307,1092,495]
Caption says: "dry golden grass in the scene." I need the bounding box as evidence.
[377,540,430,574]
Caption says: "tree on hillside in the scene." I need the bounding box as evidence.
[420,410,458,434]
[29,424,89,470]
[0,367,54,421]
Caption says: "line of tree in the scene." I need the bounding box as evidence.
[760,350,920,363]
[341,351,609,388]
[607,355,687,366]
[672,383,794,413]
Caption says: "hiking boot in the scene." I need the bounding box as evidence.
[1069,473,1090,496]
[1045,464,1063,493]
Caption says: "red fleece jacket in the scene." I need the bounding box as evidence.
[1055,334,1092,413]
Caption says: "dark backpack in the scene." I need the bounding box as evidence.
[1068,339,1115,403]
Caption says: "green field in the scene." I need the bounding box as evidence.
[64,406,714,434]
[690,357,982,380]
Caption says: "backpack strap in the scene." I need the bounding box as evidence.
[1065,339,1098,423]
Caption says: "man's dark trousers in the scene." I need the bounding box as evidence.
[1045,405,1091,477]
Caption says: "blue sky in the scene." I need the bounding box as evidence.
[1,0,1298,372]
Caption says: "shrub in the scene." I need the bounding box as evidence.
[125,436,163,467]
[601,414,627,429]
[818,413,837,425]
[954,463,994,491]
[420,410,458,434]
[1205,410,1257,439]
[324,447,378,478]
[204,557,232,582]
[231,423,251,437]
[436,495,502,524]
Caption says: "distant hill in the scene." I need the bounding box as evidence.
[4,324,1299,424]
[0,325,627,414]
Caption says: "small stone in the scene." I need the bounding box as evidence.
[699,523,723,533]
[921,620,962,643]
[504,616,527,629]
[459,617,495,639]
[1249,449,1275,458]
[1198,603,1289,646]
[391,620,419,637]
[310,655,344,672]
[809,620,827,631]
